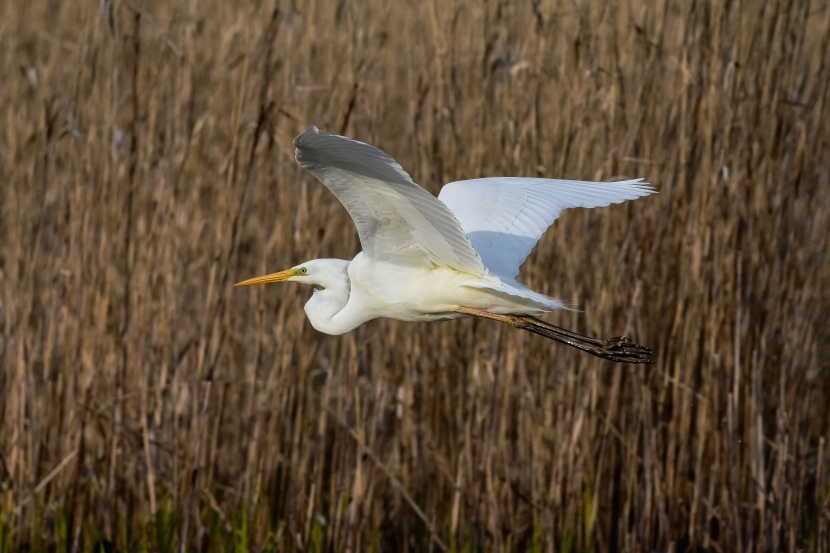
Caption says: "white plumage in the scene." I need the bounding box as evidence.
[439,177,654,279]
[235,126,657,363]
[294,126,484,274]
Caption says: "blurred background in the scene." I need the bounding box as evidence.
[1,0,828,550]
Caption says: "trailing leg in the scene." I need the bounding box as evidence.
[457,307,656,364]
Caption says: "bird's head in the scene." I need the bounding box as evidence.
[234,258,349,289]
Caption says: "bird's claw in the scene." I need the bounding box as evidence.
[604,336,633,349]
[600,336,657,364]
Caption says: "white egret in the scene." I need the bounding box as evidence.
[236,126,656,363]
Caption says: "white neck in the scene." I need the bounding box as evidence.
[301,259,355,335]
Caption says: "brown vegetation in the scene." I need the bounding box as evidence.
[1,0,829,550]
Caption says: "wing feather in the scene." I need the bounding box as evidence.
[438,177,656,278]
[294,126,484,274]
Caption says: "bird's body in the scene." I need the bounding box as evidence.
[302,253,560,335]
[236,126,657,363]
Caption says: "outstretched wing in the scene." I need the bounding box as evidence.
[438,178,655,278]
[294,126,484,274]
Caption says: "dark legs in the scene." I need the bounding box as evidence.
[457,307,656,364]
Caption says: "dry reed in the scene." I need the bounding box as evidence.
[1,0,829,550]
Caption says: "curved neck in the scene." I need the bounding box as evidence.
[302,261,354,335]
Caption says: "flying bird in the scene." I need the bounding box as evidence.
[235,126,656,363]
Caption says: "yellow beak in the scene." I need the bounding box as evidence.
[234,269,295,287]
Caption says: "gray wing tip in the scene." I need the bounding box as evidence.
[294,125,322,148]
[295,125,329,165]
[292,126,417,187]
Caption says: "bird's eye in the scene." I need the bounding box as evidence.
[297,267,307,275]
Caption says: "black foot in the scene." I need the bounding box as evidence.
[598,336,657,364]
[514,317,657,364]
